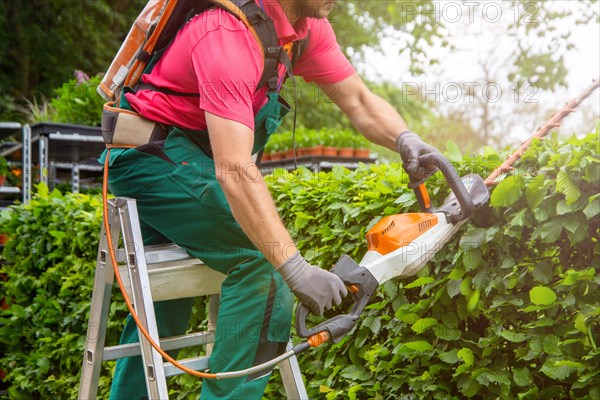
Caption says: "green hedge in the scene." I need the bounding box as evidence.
[0,187,209,399]
[0,186,123,399]
[50,74,105,127]
[1,132,598,399]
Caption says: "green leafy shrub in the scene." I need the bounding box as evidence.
[50,71,104,126]
[265,128,368,153]
[296,127,319,148]
[0,132,598,399]
[13,71,105,126]
[353,133,370,149]
[265,131,290,153]
[335,130,355,148]
[319,127,339,148]
[16,96,58,124]
[0,186,126,399]
[266,128,317,153]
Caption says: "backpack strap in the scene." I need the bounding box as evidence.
[131,83,200,97]
[291,30,311,68]
[223,0,283,93]
[134,0,289,96]
[275,29,311,90]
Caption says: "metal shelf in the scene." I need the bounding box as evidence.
[0,122,22,159]
[1,123,23,208]
[0,185,20,210]
[259,155,375,174]
[51,162,102,172]
[1,121,106,202]
[31,123,104,166]
[26,123,104,198]
[4,120,379,201]
[0,122,21,140]
[0,186,20,194]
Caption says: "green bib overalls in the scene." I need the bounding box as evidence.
[102,93,294,399]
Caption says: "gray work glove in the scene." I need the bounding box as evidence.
[277,252,348,316]
[396,130,440,189]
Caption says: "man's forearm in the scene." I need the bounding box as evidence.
[205,111,297,267]
[320,74,410,150]
[215,160,296,267]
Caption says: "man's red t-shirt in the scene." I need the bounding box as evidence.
[125,0,355,131]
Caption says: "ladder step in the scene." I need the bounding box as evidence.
[117,260,225,301]
[163,356,210,377]
[116,243,191,265]
[103,331,215,361]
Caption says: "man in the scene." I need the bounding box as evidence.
[105,0,439,398]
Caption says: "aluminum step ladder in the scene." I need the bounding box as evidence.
[78,197,308,399]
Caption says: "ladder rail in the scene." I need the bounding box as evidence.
[118,198,169,398]
[78,201,121,399]
[103,331,215,361]
[280,342,309,400]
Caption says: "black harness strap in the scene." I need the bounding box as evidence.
[227,0,282,93]
[291,30,310,67]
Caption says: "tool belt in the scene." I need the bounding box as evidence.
[101,102,169,147]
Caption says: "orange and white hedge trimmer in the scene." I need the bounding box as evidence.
[296,152,490,340]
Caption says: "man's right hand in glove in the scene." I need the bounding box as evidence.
[278,251,348,316]
[395,130,440,188]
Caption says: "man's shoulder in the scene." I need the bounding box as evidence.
[186,6,253,36]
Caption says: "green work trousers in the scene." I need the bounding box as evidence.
[104,94,294,399]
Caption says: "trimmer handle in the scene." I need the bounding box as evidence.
[296,255,378,343]
[413,153,474,224]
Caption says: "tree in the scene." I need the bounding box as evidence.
[385,1,600,147]
[0,0,146,100]
[282,1,598,145]
[327,0,442,74]
[278,78,431,133]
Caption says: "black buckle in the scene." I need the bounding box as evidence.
[267,76,278,92]
[266,47,281,59]
[136,49,152,63]
[248,9,267,24]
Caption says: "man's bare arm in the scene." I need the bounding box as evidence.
[205,111,348,315]
[321,73,440,188]
[205,111,296,267]
[319,73,409,150]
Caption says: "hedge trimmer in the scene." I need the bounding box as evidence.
[296,152,490,342]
